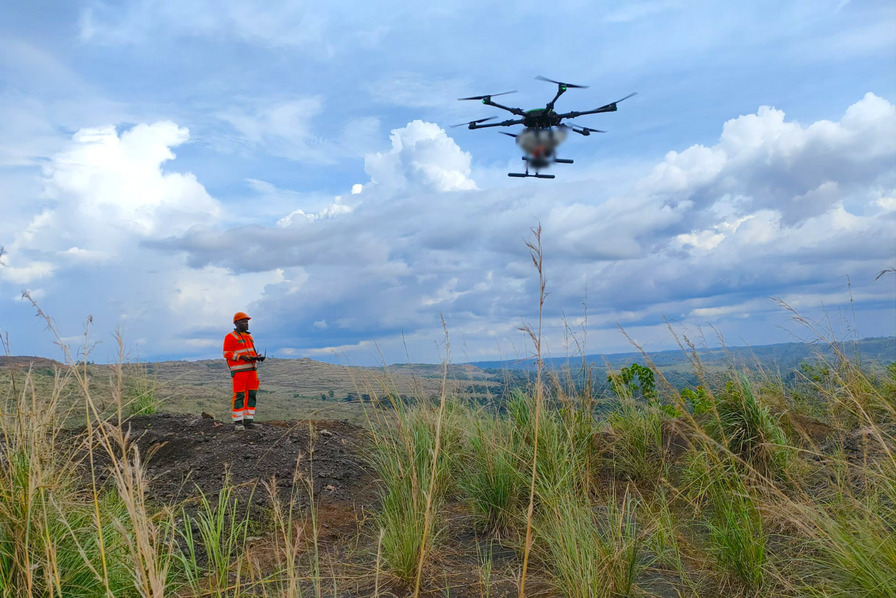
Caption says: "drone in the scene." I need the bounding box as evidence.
[455,75,636,179]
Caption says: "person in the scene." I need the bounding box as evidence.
[222,312,265,431]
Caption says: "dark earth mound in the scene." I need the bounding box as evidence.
[84,413,541,597]
[91,412,376,511]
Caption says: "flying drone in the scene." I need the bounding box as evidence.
[455,75,636,179]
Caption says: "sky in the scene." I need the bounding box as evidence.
[0,0,894,366]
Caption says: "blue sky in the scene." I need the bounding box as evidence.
[1,0,894,366]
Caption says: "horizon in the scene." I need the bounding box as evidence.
[1,2,894,367]
[4,335,892,370]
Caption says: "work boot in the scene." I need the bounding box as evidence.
[234,423,245,432]
[244,420,256,429]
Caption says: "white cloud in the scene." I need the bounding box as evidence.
[640,93,896,227]
[59,247,111,263]
[158,95,895,362]
[276,196,354,227]
[369,72,470,108]
[167,265,286,329]
[364,120,477,192]
[218,99,380,163]
[0,120,284,356]
[1,262,56,285]
[40,122,220,236]
[79,1,335,55]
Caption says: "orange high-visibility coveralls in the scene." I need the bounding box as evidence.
[222,330,260,423]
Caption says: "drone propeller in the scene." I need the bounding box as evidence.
[458,90,517,101]
[450,116,496,128]
[499,131,518,138]
[535,75,588,89]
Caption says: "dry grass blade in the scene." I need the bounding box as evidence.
[519,224,546,598]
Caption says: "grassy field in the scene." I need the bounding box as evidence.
[1,355,505,425]
[1,316,894,596]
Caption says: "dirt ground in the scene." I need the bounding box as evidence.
[85,412,554,597]
[97,412,377,509]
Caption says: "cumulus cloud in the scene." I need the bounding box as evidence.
[276,196,354,227]
[41,122,220,236]
[155,94,895,362]
[3,121,219,285]
[4,95,893,364]
[364,120,476,192]
[0,121,284,355]
[641,93,896,226]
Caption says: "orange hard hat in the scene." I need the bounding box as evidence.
[233,311,251,322]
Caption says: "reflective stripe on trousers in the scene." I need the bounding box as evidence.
[231,370,259,422]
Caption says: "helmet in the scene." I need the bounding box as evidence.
[233,311,251,322]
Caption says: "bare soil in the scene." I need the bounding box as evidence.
[92,412,376,510]
[85,412,553,597]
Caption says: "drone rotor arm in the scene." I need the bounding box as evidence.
[469,118,525,129]
[565,121,606,135]
[450,116,496,128]
[558,92,637,119]
[559,106,613,118]
[482,100,526,116]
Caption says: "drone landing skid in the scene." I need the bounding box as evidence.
[508,172,555,179]
[508,155,572,178]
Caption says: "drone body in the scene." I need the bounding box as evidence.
[513,127,567,173]
[456,76,636,179]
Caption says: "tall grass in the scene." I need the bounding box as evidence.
[708,373,790,479]
[534,490,642,598]
[518,224,547,598]
[0,370,132,597]
[458,414,520,534]
[706,482,767,591]
[605,398,669,483]
[123,364,159,417]
[177,476,254,598]
[367,398,456,583]
[0,300,176,597]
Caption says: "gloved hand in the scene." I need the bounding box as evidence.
[240,355,255,362]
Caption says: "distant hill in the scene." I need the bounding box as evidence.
[4,338,892,421]
[465,337,896,372]
[0,355,63,370]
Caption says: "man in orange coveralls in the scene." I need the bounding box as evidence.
[222,312,265,431]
